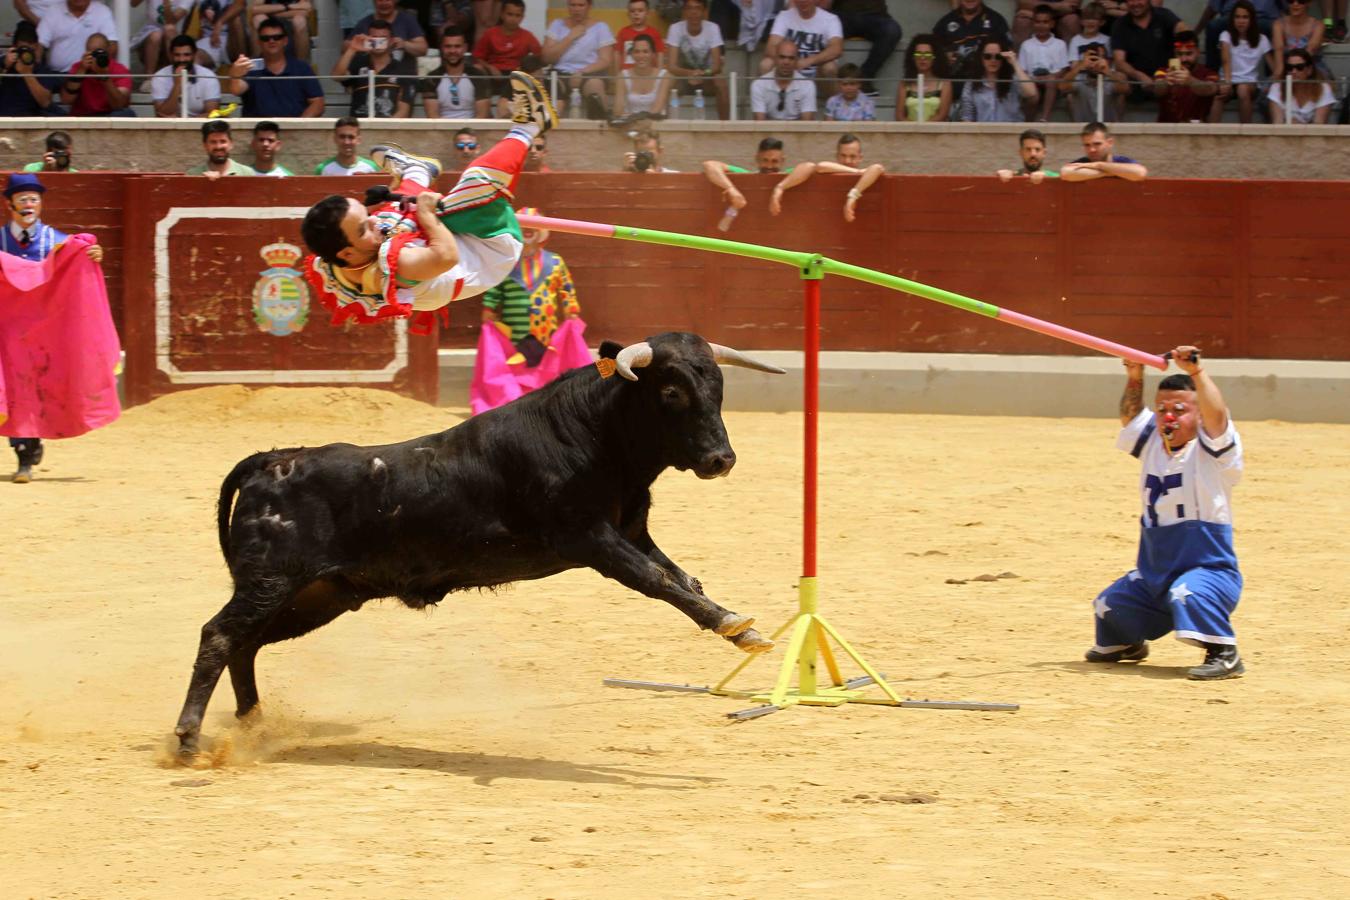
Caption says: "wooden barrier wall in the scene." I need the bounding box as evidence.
[23,173,1350,408]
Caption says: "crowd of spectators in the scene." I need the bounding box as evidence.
[1,0,1345,124]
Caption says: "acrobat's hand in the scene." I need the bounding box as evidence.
[85,244,103,264]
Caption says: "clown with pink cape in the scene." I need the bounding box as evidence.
[471,208,593,414]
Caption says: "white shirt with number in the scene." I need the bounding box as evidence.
[750,73,816,120]
[768,7,842,77]
[151,63,222,116]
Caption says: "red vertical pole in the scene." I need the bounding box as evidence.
[802,276,821,579]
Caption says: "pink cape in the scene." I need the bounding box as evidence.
[470,317,594,415]
[0,234,122,438]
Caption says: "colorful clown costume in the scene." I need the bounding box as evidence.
[1091,408,1244,654]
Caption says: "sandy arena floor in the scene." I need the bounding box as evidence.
[2,385,1348,899]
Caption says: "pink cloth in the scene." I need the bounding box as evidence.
[470,317,594,415]
[0,234,122,438]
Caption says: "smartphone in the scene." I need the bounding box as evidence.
[249,57,264,69]
[367,36,388,51]
[1168,58,1181,70]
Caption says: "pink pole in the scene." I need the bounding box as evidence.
[993,309,1166,370]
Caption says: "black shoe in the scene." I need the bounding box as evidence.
[1084,642,1149,663]
[12,462,32,484]
[1187,643,1245,680]
[583,91,607,120]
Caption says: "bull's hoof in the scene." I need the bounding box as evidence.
[728,628,774,654]
[714,612,755,637]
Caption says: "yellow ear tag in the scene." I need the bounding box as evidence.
[596,359,617,378]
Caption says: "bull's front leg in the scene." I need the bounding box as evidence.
[633,529,706,598]
[557,524,773,653]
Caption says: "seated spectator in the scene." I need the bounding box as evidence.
[958,40,1036,122]
[729,0,779,54]
[1218,0,1274,123]
[0,21,64,117]
[525,132,552,172]
[1152,30,1224,123]
[228,18,325,118]
[1012,0,1080,47]
[194,0,247,71]
[615,0,664,71]
[249,120,294,176]
[58,32,133,116]
[1267,48,1336,123]
[313,116,379,175]
[1060,121,1148,181]
[762,0,842,86]
[475,0,543,116]
[1018,5,1071,121]
[187,120,256,178]
[38,0,121,75]
[1060,36,1129,122]
[997,128,1058,183]
[820,0,903,94]
[895,33,952,122]
[770,133,884,222]
[751,40,817,120]
[420,26,491,119]
[703,137,791,219]
[131,0,191,74]
[248,0,313,61]
[542,0,615,119]
[666,0,727,120]
[351,0,428,56]
[1067,4,1111,66]
[1271,0,1326,81]
[932,0,1011,74]
[22,131,79,172]
[333,19,416,118]
[453,127,482,169]
[1110,0,1184,109]
[622,131,678,173]
[1197,0,1281,71]
[825,63,876,121]
[151,35,221,118]
[15,0,62,24]
[613,34,672,120]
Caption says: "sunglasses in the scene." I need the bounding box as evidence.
[983,52,1003,60]
[455,141,478,150]
[1287,60,1311,69]
[913,51,935,59]
[259,33,286,42]
[777,88,786,111]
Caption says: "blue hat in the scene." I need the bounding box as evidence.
[4,173,46,198]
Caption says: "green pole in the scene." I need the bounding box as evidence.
[818,258,1001,319]
[613,225,817,271]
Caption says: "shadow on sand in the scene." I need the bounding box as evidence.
[271,741,724,790]
[1027,660,1192,680]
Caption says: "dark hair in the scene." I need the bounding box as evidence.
[627,0,648,5]
[1019,128,1046,146]
[1226,0,1261,48]
[1173,29,1199,45]
[1158,374,1195,392]
[45,130,73,151]
[257,16,287,37]
[903,33,946,80]
[13,20,38,43]
[630,33,658,54]
[837,133,861,148]
[837,62,861,81]
[1082,120,1110,137]
[440,25,467,43]
[1032,3,1055,16]
[366,19,394,34]
[301,195,355,265]
[683,0,708,7]
[455,126,477,139]
[974,38,1014,99]
[253,120,281,135]
[170,33,197,52]
[757,137,783,152]
[201,119,232,139]
[502,0,525,9]
[335,115,360,130]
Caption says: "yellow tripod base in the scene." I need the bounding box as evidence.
[709,577,905,711]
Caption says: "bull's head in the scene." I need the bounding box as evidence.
[607,333,785,479]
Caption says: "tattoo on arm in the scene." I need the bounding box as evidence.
[1119,378,1143,423]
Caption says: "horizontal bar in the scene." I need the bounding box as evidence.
[602,678,711,694]
[898,700,1020,711]
[727,704,783,721]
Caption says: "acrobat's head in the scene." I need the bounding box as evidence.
[1155,373,1198,450]
[302,194,380,267]
[4,173,45,228]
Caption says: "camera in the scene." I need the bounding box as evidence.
[90,48,109,67]
[16,45,36,67]
[1032,67,1049,77]
[50,149,70,170]
[632,150,655,173]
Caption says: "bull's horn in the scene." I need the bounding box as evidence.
[708,343,787,375]
[614,342,654,381]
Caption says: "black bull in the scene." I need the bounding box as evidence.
[173,333,785,754]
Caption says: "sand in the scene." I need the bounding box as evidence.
[2,385,1348,899]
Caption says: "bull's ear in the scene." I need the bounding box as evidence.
[598,340,623,360]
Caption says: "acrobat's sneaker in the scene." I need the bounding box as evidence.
[1187,644,1245,680]
[1084,642,1150,663]
[370,143,442,187]
[509,70,558,133]
[12,462,32,484]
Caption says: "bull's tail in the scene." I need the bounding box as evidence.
[217,451,274,566]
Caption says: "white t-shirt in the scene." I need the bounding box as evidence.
[1267,80,1335,123]
[1067,32,1111,60]
[1219,31,1271,83]
[150,63,222,115]
[1018,34,1070,75]
[545,19,615,74]
[132,0,194,49]
[621,68,667,113]
[750,73,817,120]
[768,7,842,77]
[37,1,120,73]
[666,20,724,72]
[734,0,779,49]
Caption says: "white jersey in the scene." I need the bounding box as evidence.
[1117,409,1243,588]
